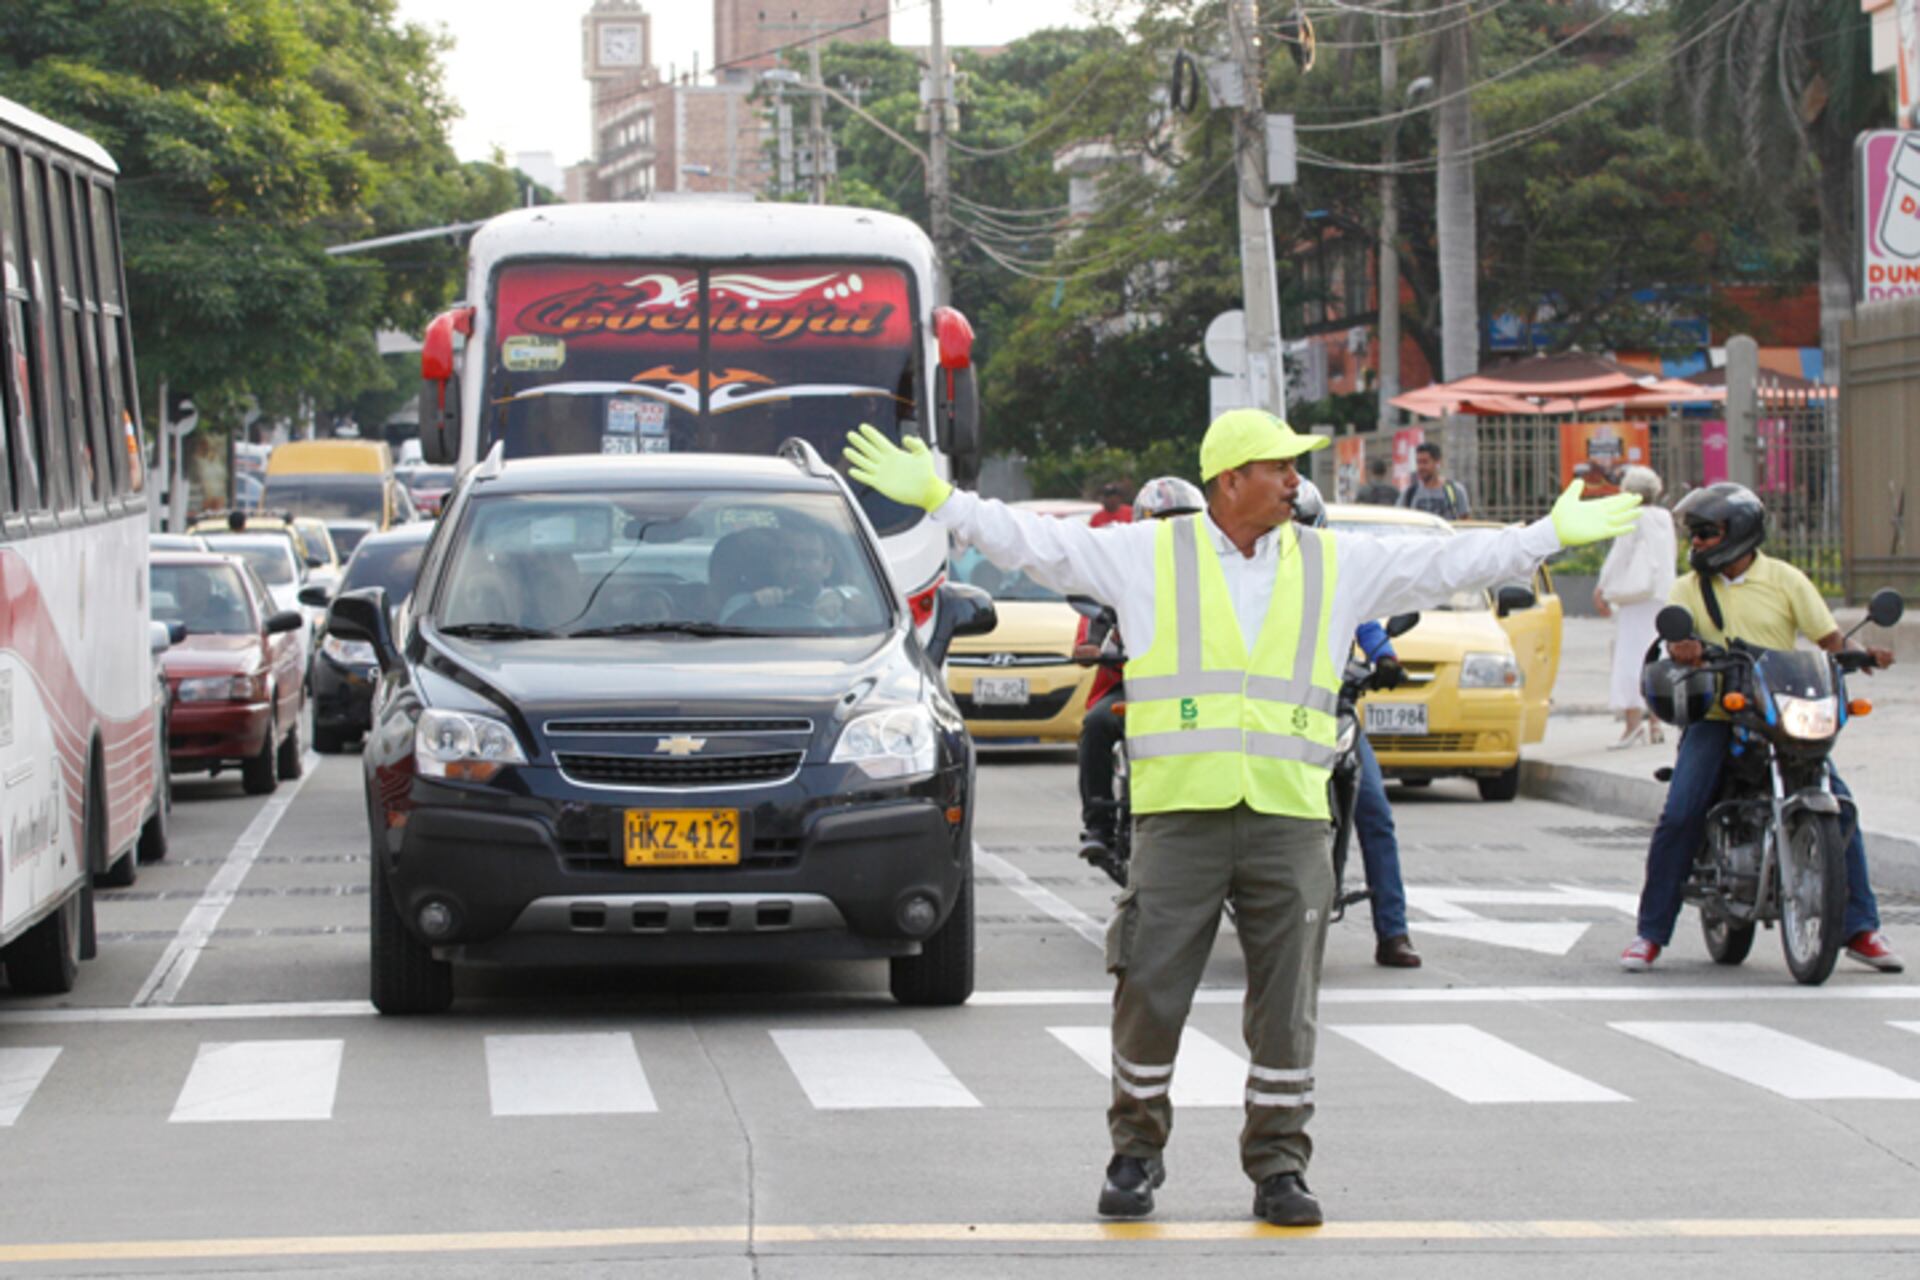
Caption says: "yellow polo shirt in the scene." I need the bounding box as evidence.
[1667,552,1837,650]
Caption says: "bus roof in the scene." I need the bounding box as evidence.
[0,95,117,173]
[467,203,938,285]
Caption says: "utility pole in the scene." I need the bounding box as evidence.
[925,0,953,265]
[1226,0,1286,415]
[1376,17,1399,430]
[759,14,835,203]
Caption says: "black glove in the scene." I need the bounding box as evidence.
[1369,658,1407,691]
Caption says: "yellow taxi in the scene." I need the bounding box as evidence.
[1326,503,1561,800]
[943,499,1103,745]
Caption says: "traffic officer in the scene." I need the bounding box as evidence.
[843,412,1639,1227]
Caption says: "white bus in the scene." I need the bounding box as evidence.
[413,203,982,632]
[0,95,164,993]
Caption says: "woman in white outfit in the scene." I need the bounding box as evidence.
[1592,466,1677,747]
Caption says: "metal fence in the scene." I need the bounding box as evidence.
[1323,403,1845,594]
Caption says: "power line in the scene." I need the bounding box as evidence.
[704,0,931,81]
[946,57,1125,159]
[962,160,1236,283]
[1275,0,1518,51]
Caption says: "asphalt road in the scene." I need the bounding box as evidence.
[2,743,1918,1277]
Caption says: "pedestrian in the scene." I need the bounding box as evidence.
[1620,482,1902,974]
[1593,465,1676,748]
[1355,456,1398,506]
[1398,442,1471,519]
[1090,481,1134,527]
[843,412,1639,1226]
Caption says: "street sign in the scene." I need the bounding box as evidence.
[1203,309,1245,375]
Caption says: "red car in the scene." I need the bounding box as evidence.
[150,552,308,794]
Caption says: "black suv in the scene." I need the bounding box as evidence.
[328,445,994,1014]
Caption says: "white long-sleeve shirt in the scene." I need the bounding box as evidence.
[931,491,1564,660]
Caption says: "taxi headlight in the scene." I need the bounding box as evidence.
[321,633,377,666]
[415,708,527,781]
[1459,651,1522,689]
[1775,694,1838,741]
[831,706,937,780]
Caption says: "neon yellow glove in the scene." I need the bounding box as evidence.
[1550,479,1642,547]
[842,424,953,511]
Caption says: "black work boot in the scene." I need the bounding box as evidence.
[1097,1153,1165,1218]
[1252,1171,1323,1226]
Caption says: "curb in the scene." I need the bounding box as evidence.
[1520,758,1920,897]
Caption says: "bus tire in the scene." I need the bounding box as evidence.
[138,751,171,864]
[4,888,84,994]
[243,718,280,795]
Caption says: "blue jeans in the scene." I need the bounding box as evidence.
[1353,734,1410,940]
[1636,720,1882,945]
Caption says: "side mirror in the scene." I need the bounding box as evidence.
[1066,594,1109,621]
[932,307,981,488]
[1867,587,1906,629]
[298,583,333,608]
[148,621,175,655]
[264,609,304,635]
[1655,604,1697,644]
[328,587,398,672]
[925,581,997,667]
[419,306,473,467]
[1494,585,1536,617]
[1385,611,1420,638]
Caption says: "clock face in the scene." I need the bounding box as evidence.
[599,23,642,67]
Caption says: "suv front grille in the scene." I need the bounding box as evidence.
[556,750,804,788]
[546,718,813,736]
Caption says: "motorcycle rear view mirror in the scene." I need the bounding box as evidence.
[1865,588,1906,630]
[1066,595,1109,621]
[1655,604,1697,644]
[1385,612,1420,638]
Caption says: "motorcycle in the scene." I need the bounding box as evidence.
[1645,588,1904,985]
[1068,597,1418,915]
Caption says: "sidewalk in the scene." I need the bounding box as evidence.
[1522,617,1920,895]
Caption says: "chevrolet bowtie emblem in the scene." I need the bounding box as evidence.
[655,735,707,756]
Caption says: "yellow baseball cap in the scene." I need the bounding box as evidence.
[1198,408,1329,482]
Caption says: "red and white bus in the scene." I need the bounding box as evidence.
[1,95,163,993]
[413,202,982,634]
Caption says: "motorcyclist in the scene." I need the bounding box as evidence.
[1293,480,1421,967]
[1077,476,1205,875]
[1621,482,1902,973]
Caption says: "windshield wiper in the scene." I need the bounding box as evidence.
[563,621,763,638]
[436,621,556,640]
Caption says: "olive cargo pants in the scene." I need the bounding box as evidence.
[1105,804,1334,1181]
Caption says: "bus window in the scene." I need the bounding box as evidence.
[0,147,15,514]
[91,183,133,494]
[68,179,113,499]
[48,169,99,507]
[18,155,68,513]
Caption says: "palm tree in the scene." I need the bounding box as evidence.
[1672,0,1889,375]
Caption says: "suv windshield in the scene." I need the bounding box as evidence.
[482,261,922,536]
[344,537,428,603]
[263,473,385,521]
[436,489,891,638]
[152,563,256,635]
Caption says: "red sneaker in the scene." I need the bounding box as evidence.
[1620,938,1661,972]
[1845,931,1906,973]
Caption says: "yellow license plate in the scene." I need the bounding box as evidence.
[623,809,741,867]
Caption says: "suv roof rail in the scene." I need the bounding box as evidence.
[474,440,507,484]
[779,436,833,479]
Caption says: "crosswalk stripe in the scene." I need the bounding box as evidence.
[1331,1024,1629,1104]
[170,1040,344,1123]
[485,1033,657,1118]
[1611,1022,1920,1100]
[770,1029,980,1110]
[1893,1022,1920,1037]
[1047,1026,1248,1107]
[0,1047,61,1126]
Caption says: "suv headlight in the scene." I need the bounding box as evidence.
[1774,694,1837,741]
[321,633,376,666]
[177,673,266,703]
[415,708,527,781]
[831,706,938,780]
[1459,651,1522,689]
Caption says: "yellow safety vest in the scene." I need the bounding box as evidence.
[1125,517,1341,820]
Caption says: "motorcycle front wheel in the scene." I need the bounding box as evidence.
[1778,811,1849,986]
[1700,902,1755,966]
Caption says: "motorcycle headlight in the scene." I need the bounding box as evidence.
[1459,651,1522,689]
[176,673,266,703]
[831,706,937,780]
[321,633,377,666]
[415,707,527,781]
[1774,694,1838,741]
[1335,714,1358,756]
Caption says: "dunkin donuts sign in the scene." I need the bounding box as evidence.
[1859,131,1920,302]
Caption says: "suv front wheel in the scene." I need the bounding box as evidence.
[370,849,453,1015]
[889,872,975,1006]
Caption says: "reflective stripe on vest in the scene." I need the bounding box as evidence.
[1124,517,1341,819]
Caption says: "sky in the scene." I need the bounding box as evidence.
[393,0,1114,167]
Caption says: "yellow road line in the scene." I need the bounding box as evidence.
[5,1218,1920,1263]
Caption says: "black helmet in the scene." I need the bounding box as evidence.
[1674,482,1766,576]
[1291,478,1327,528]
[1641,657,1720,727]
[1132,476,1204,521]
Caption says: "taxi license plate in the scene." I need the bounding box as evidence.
[973,676,1030,706]
[623,809,741,867]
[1364,703,1428,736]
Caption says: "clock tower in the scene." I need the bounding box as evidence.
[583,0,650,80]
[581,0,657,201]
